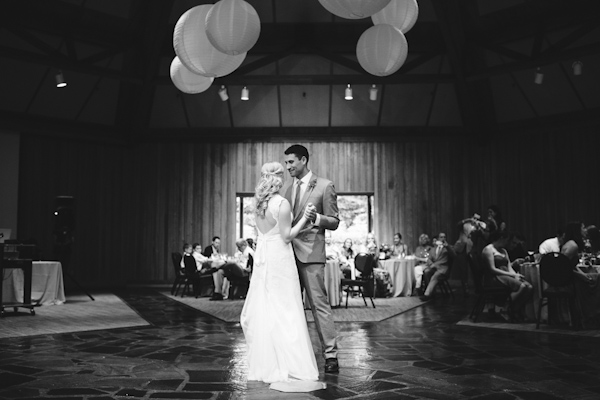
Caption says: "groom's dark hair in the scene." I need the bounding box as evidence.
[285,144,309,162]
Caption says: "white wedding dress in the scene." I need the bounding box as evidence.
[241,195,323,391]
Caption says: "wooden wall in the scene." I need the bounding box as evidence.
[17,129,600,287]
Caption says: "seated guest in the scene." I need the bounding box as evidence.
[202,236,222,258]
[325,231,342,261]
[180,243,193,270]
[413,233,432,295]
[217,238,255,299]
[587,226,600,253]
[339,238,355,278]
[359,232,380,260]
[561,221,588,281]
[420,232,455,300]
[192,243,209,271]
[539,226,565,255]
[507,233,528,272]
[482,230,532,321]
[390,232,409,258]
[246,238,256,251]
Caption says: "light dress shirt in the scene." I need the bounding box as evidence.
[539,237,560,254]
[292,171,322,225]
[193,251,209,270]
[234,247,255,270]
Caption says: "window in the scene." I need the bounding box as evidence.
[236,193,373,248]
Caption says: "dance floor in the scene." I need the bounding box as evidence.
[1,288,600,399]
[161,291,427,322]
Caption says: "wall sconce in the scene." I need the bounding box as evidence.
[369,84,378,101]
[241,86,249,101]
[218,85,228,101]
[344,84,353,100]
[55,71,67,88]
[534,68,544,85]
[572,61,583,76]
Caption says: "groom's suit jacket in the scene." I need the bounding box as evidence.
[282,173,340,264]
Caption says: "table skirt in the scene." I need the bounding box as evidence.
[2,261,66,306]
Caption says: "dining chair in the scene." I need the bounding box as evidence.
[171,252,185,296]
[536,252,584,329]
[468,253,513,322]
[340,253,376,308]
[435,271,454,299]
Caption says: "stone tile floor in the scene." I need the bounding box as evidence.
[1,289,600,399]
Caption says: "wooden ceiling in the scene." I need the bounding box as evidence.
[1,0,599,143]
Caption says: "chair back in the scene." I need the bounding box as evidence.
[354,253,374,279]
[540,252,574,287]
[182,254,197,278]
[171,252,183,275]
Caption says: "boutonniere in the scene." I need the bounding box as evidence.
[308,179,317,190]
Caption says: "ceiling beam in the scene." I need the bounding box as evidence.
[155,74,455,86]
[467,40,600,81]
[0,45,142,84]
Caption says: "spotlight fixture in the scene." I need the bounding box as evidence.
[369,84,378,101]
[534,67,544,85]
[572,61,583,76]
[241,86,249,101]
[55,71,67,88]
[344,84,353,100]
[218,85,229,101]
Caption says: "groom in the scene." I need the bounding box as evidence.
[282,144,340,373]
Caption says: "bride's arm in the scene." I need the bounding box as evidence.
[279,199,308,244]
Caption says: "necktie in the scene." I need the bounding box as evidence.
[293,180,302,215]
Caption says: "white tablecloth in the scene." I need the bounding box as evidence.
[2,261,66,305]
[325,259,341,307]
[380,258,416,297]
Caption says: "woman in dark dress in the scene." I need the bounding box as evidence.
[482,230,532,320]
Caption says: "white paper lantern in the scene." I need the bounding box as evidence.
[173,5,247,78]
[372,0,419,33]
[170,57,214,94]
[206,0,261,55]
[318,0,391,19]
[356,24,408,76]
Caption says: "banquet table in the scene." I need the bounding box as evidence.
[380,257,416,297]
[2,261,66,306]
[521,262,595,324]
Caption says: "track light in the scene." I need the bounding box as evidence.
[369,84,378,101]
[344,84,353,100]
[55,71,67,88]
[534,68,544,85]
[241,86,249,101]
[572,61,583,76]
[218,85,228,101]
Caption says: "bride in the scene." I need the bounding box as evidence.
[241,162,324,391]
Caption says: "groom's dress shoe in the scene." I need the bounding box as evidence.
[324,358,339,373]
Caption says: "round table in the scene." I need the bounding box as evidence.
[379,258,416,297]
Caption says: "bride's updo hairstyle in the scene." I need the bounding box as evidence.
[254,162,284,217]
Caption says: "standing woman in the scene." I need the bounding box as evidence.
[487,204,506,233]
[482,230,532,320]
[453,219,476,295]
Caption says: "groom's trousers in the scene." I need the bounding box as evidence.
[297,260,338,359]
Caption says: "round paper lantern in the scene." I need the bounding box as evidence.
[318,0,391,19]
[356,24,408,76]
[170,57,214,94]
[173,5,246,78]
[206,0,261,55]
[372,0,419,34]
